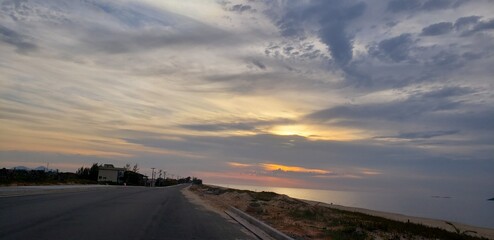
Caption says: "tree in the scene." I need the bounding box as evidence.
[89,163,99,181]
[76,163,99,182]
[123,170,146,186]
[192,177,202,185]
[132,163,139,173]
[124,163,131,171]
[76,166,89,178]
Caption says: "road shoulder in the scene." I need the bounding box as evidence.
[182,185,273,240]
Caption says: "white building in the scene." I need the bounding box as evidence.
[97,164,125,184]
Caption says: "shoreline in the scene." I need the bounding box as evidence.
[209,183,493,230]
[302,199,494,239]
[202,184,494,239]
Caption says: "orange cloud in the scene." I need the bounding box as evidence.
[361,170,382,175]
[227,162,253,168]
[262,163,330,174]
[195,171,308,188]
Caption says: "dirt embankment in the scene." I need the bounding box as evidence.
[188,185,493,240]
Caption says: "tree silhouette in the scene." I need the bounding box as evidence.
[132,164,139,173]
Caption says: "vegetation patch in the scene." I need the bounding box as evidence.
[250,191,278,201]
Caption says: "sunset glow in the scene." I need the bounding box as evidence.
[268,124,365,141]
[262,164,330,175]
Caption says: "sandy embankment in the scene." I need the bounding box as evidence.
[305,201,494,239]
[188,184,494,240]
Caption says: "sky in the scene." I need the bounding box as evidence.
[0,0,493,196]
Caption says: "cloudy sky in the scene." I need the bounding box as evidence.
[0,0,493,196]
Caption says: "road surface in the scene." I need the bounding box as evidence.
[0,185,257,240]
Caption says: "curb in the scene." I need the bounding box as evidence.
[0,186,115,198]
[227,206,294,240]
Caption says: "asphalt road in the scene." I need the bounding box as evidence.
[0,185,257,240]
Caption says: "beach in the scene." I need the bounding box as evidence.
[310,201,494,239]
[188,184,494,240]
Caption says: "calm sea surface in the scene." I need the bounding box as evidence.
[210,183,494,229]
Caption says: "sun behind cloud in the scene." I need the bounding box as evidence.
[268,124,365,141]
[261,163,330,175]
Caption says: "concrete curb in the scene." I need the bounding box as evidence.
[227,206,294,240]
[0,185,116,198]
[225,209,274,240]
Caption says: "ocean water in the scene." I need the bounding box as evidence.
[210,183,494,229]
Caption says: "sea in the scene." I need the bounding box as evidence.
[209,183,494,229]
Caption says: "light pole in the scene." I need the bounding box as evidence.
[151,168,155,187]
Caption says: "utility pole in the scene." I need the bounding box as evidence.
[151,168,155,187]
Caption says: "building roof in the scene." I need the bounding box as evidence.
[99,164,126,171]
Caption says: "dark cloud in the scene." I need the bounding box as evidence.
[218,1,257,14]
[319,1,366,66]
[419,86,473,99]
[307,86,473,122]
[181,123,256,132]
[387,0,465,12]
[180,118,293,132]
[369,33,414,62]
[125,137,213,153]
[387,0,421,12]
[319,22,352,66]
[229,4,256,13]
[306,100,453,122]
[343,1,367,20]
[0,25,37,53]
[421,0,453,10]
[428,107,494,132]
[421,22,453,36]
[375,130,459,140]
[304,86,493,150]
[428,51,463,68]
[273,1,366,66]
[264,42,327,61]
[472,18,494,32]
[251,59,266,70]
[456,17,494,36]
[454,16,481,30]
[203,72,275,88]
[201,70,319,94]
[461,51,482,60]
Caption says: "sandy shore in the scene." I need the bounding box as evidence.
[304,200,494,239]
[190,184,494,240]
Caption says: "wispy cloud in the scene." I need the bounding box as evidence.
[228,162,254,168]
[0,0,493,195]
